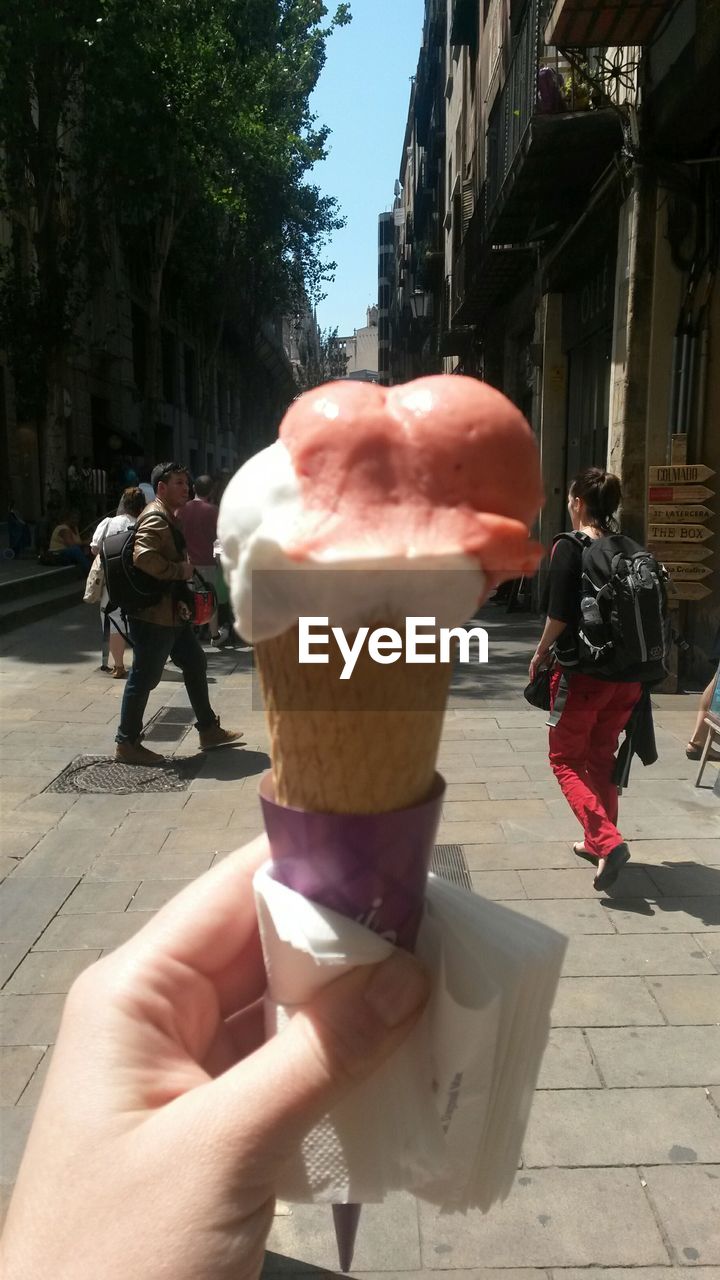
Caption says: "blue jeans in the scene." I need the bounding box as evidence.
[116,618,216,745]
[57,546,91,572]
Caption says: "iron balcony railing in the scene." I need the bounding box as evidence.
[486,0,610,224]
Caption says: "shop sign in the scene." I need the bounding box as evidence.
[667,581,712,601]
[649,543,713,563]
[647,504,712,524]
[647,524,713,542]
[648,485,714,503]
[664,563,713,581]
[648,464,715,484]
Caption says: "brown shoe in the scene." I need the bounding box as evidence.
[198,720,244,751]
[115,740,166,766]
[112,666,128,680]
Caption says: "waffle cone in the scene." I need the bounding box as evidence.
[255,624,453,814]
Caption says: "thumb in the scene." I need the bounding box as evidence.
[202,950,430,1177]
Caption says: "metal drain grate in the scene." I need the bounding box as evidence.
[431,843,473,891]
[143,705,195,742]
[45,754,204,795]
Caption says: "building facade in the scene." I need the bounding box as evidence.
[382,0,720,671]
[337,307,380,381]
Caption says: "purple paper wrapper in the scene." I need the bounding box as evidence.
[258,770,445,1271]
[258,770,445,950]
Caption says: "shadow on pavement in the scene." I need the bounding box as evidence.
[197,748,270,780]
[262,1253,337,1278]
[603,861,720,928]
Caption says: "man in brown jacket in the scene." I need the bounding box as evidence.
[115,462,242,765]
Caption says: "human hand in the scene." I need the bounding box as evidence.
[179,560,194,581]
[0,837,429,1280]
[528,648,550,682]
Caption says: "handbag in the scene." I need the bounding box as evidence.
[523,665,553,711]
[83,554,105,605]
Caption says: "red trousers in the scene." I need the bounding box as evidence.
[549,670,641,858]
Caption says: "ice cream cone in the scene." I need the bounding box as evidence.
[254,622,453,814]
[255,622,452,1270]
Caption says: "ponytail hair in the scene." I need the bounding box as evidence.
[570,467,621,533]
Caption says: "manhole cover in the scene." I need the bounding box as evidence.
[431,843,473,891]
[44,754,204,795]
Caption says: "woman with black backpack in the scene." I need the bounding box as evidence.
[528,468,655,893]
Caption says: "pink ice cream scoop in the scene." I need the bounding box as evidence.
[281,375,543,568]
[218,374,545,640]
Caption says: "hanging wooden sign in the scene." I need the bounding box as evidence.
[647,504,712,524]
[648,524,714,543]
[667,581,712,601]
[648,464,715,484]
[649,543,713,563]
[648,485,714,503]
[665,563,713,581]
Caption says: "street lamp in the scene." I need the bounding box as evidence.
[409,290,432,323]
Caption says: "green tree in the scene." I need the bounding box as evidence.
[0,0,108,501]
[0,0,350,500]
[295,324,348,390]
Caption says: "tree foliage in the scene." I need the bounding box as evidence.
[0,0,349,499]
[295,324,349,390]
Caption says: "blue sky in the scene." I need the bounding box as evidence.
[311,0,425,336]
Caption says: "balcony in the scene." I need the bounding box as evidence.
[545,0,675,47]
[485,0,624,245]
[451,185,535,329]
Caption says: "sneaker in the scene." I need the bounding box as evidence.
[198,719,244,751]
[115,740,166,766]
[211,626,230,649]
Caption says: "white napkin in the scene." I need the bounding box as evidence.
[254,865,566,1212]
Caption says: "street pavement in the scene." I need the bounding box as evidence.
[1,603,719,1277]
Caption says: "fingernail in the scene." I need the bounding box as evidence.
[363,952,429,1029]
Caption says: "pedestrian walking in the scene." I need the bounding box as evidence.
[529,467,666,892]
[176,473,224,645]
[91,487,148,679]
[114,461,243,765]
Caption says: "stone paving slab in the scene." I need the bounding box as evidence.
[59,881,138,913]
[603,898,720,932]
[550,977,664,1026]
[586,1026,720,1086]
[266,1195,421,1272]
[641,1166,720,1264]
[0,876,77,944]
[3,949,102,994]
[501,898,617,936]
[0,993,65,1044]
[523,1088,720,1166]
[31,910,150,951]
[518,868,657,899]
[0,1107,34,1185]
[536,1030,601,1089]
[85,851,215,880]
[0,1046,45,1106]
[127,880,194,911]
[562,934,716,976]
[417,1169,668,1267]
[647,975,720,1023]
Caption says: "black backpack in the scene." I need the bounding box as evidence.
[101,512,183,617]
[554,532,669,682]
